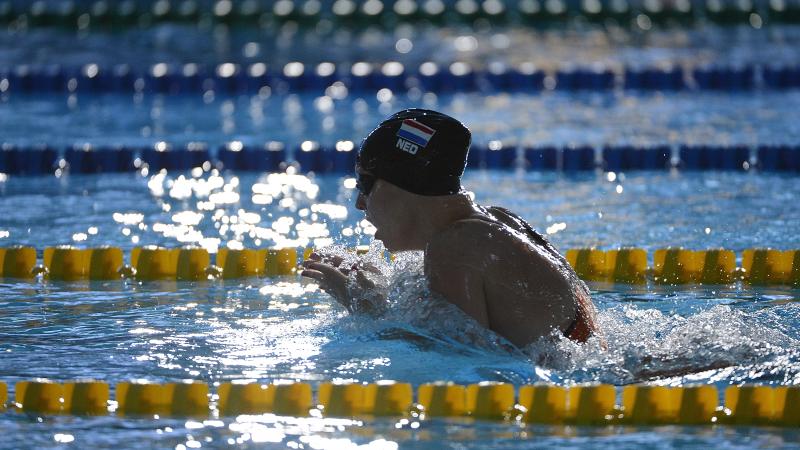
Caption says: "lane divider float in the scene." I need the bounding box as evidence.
[2,61,799,96]
[0,245,798,286]
[1,142,799,176]
[1,245,318,281]
[565,247,800,286]
[3,379,800,427]
[0,0,796,29]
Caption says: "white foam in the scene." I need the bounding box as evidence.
[526,302,800,384]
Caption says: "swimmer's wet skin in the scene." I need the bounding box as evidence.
[302,109,601,348]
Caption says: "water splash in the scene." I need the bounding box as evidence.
[335,249,800,386]
[526,303,800,385]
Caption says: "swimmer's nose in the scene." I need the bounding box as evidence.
[355,192,366,210]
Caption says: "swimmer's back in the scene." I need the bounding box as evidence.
[425,205,599,346]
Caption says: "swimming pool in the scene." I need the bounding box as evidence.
[2,167,799,448]
[2,5,800,449]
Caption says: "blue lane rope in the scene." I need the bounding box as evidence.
[0,0,797,28]
[1,62,800,94]
[1,142,799,176]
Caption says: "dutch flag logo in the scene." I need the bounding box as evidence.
[397,119,436,148]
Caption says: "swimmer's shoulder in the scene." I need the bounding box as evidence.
[425,212,520,264]
[442,209,517,238]
[430,206,572,279]
[441,206,543,248]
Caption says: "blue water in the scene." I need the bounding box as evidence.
[1,170,799,449]
[3,19,800,450]
[3,91,800,148]
[2,170,800,251]
[3,23,800,68]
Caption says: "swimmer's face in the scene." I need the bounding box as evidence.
[355,171,377,198]
[354,168,409,251]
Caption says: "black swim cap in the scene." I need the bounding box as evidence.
[357,109,471,196]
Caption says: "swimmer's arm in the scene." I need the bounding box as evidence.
[427,261,490,327]
[426,233,490,327]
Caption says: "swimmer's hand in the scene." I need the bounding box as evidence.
[301,252,383,314]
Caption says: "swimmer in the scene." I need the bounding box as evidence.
[302,109,601,348]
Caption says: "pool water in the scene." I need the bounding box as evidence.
[1,169,800,449]
[4,24,800,69]
[3,91,800,148]
[2,13,800,450]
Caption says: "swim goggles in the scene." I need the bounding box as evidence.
[356,171,377,196]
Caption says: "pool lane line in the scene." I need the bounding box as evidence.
[1,380,799,426]
[0,0,796,29]
[1,142,799,176]
[2,62,799,94]
[1,245,799,286]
